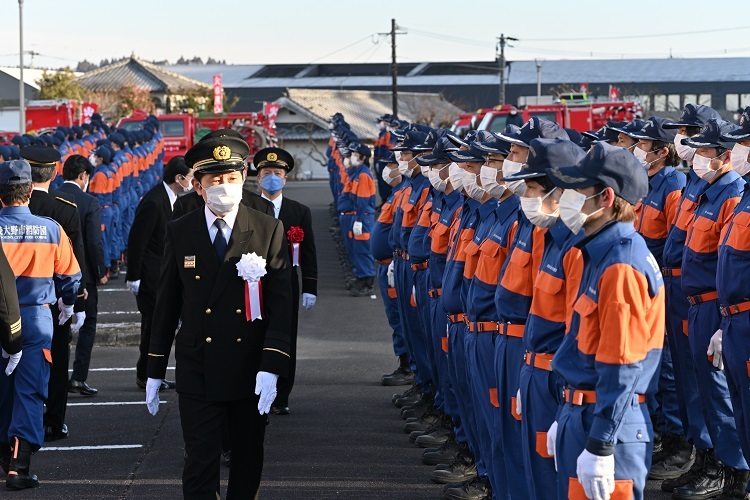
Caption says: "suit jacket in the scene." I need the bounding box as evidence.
[277,196,318,296]
[147,204,292,401]
[126,183,171,293]
[55,182,106,283]
[173,190,274,220]
[0,244,21,355]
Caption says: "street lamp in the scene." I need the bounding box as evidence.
[18,0,25,134]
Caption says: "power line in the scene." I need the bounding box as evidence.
[307,34,378,64]
[523,25,750,42]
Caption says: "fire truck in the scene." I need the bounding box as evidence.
[0,99,99,139]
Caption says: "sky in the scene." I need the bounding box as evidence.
[1,0,749,70]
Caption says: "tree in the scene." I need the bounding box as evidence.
[76,60,98,73]
[36,68,86,100]
[175,88,211,113]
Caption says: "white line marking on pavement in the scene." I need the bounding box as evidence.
[68,367,175,372]
[98,311,140,315]
[67,401,167,406]
[98,288,129,292]
[39,445,143,451]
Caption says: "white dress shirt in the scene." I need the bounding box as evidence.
[204,205,238,244]
[163,182,177,210]
[261,193,283,219]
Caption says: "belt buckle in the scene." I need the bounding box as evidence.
[571,390,584,405]
[720,306,729,317]
[688,295,699,306]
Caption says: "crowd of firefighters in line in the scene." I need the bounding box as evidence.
[323,104,750,500]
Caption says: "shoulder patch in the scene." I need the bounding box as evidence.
[55,197,77,208]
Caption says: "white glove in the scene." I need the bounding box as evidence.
[255,371,279,415]
[387,261,395,288]
[57,297,74,325]
[2,349,22,376]
[126,280,141,296]
[71,311,86,333]
[145,378,162,415]
[707,329,724,370]
[576,449,615,500]
[352,221,363,236]
[547,420,558,470]
[516,388,522,416]
[302,293,316,310]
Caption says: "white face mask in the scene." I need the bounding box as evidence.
[381,165,398,183]
[559,188,606,234]
[731,143,750,177]
[428,164,449,192]
[205,182,243,215]
[633,146,660,170]
[502,160,527,197]
[462,169,485,201]
[376,122,385,131]
[351,156,363,167]
[479,165,506,198]
[448,162,463,192]
[420,164,431,176]
[343,156,351,168]
[520,188,559,228]
[692,153,719,182]
[674,133,695,163]
[397,159,412,177]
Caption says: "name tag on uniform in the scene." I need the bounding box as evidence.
[184,256,196,268]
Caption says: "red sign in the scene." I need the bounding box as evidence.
[609,85,620,101]
[579,82,589,94]
[263,102,280,128]
[80,102,98,124]
[213,74,223,114]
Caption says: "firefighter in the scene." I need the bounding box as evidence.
[612,119,646,152]
[88,146,116,278]
[545,142,663,500]
[715,106,750,500]
[374,114,396,204]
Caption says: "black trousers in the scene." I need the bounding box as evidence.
[179,394,266,500]
[71,283,98,382]
[135,289,156,382]
[44,304,72,430]
[275,278,299,407]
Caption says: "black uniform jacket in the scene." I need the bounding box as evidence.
[146,204,292,401]
[126,183,171,293]
[277,196,318,296]
[55,182,106,283]
[0,244,21,354]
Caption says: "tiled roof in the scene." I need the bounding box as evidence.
[78,56,210,93]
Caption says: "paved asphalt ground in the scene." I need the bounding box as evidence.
[13,181,673,499]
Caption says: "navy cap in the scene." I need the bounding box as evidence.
[564,128,582,145]
[663,103,721,129]
[8,146,20,160]
[0,145,10,160]
[92,146,112,165]
[376,113,392,123]
[474,132,514,157]
[109,132,125,148]
[546,142,648,205]
[681,119,736,150]
[447,142,487,163]
[254,147,294,172]
[0,159,32,185]
[412,129,441,152]
[495,117,569,147]
[199,128,244,142]
[20,145,61,166]
[390,129,406,142]
[386,152,398,164]
[416,137,455,166]
[721,106,750,142]
[628,117,678,143]
[186,137,249,174]
[349,142,371,158]
[505,138,586,181]
[607,119,647,138]
[390,130,428,151]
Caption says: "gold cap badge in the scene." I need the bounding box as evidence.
[267,152,278,162]
[213,145,231,161]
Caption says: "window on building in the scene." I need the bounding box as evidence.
[668,95,681,111]
[727,94,740,111]
[654,95,667,112]
[683,94,697,108]
[698,94,712,108]
[636,96,651,113]
[742,94,750,108]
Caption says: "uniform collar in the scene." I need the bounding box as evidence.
[32,186,48,193]
[0,206,31,215]
[261,193,283,212]
[549,218,577,247]
[703,169,741,202]
[648,166,674,191]
[163,181,177,209]
[478,197,497,218]
[577,220,634,267]
[204,204,239,232]
[494,193,520,223]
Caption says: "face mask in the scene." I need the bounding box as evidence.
[351,156,364,167]
[502,159,527,196]
[420,164,431,176]
[731,143,750,177]
[559,188,606,234]
[520,188,559,228]
[633,146,660,170]
[376,122,385,131]
[88,154,98,167]
[479,165,506,198]
[448,162,464,192]
[83,179,89,192]
[205,182,243,215]
[397,159,412,177]
[674,133,695,163]
[692,154,718,182]
[343,156,352,168]
[462,169,485,201]
[261,173,285,195]
[428,165,449,192]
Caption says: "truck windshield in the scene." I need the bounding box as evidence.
[117,119,185,137]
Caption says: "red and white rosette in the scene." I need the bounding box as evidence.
[236,252,267,322]
[287,226,305,268]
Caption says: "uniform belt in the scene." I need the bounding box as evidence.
[411,261,429,271]
[447,313,466,324]
[564,388,646,406]
[498,323,525,338]
[661,267,681,277]
[20,304,50,308]
[378,258,393,265]
[341,211,356,215]
[720,300,750,317]
[524,351,554,371]
[466,321,500,333]
[393,249,409,260]
[428,288,442,298]
[687,290,718,306]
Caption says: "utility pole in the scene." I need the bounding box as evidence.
[18,0,25,134]
[535,59,543,99]
[497,34,517,106]
[386,19,406,117]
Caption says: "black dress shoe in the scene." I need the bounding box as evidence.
[68,379,98,396]
[44,424,68,442]
[270,406,290,415]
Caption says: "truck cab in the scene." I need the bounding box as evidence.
[117,113,196,162]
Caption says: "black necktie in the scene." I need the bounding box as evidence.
[213,218,228,261]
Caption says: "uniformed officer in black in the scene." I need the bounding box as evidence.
[254,147,318,415]
[57,155,108,396]
[21,146,86,442]
[144,135,292,500]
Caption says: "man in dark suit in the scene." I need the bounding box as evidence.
[255,147,318,415]
[126,156,192,390]
[145,136,292,499]
[56,155,108,397]
[21,146,86,442]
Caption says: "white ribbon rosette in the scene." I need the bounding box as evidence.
[236,252,267,321]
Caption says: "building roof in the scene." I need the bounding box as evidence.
[275,122,330,141]
[162,64,264,87]
[78,56,210,93]
[0,67,78,90]
[276,88,465,140]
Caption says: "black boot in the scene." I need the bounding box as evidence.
[348,278,365,296]
[423,435,459,465]
[0,443,9,475]
[672,449,726,499]
[415,415,452,448]
[662,448,709,492]
[6,437,39,490]
[430,442,477,484]
[392,384,418,404]
[716,469,750,499]
[381,354,415,386]
[649,433,695,480]
[443,475,491,500]
[404,407,441,434]
[395,387,425,408]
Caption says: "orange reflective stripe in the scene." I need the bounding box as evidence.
[682,319,688,336]
[489,388,499,408]
[511,395,521,420]
[42,348,52,364]
[387,288,397,299]
[3,241,57,277]
[535,432,553,458]
[441,337,449,353]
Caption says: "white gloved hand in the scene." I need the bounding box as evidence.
[57,297,74,325]
[255,371,279,415]
[145,378,162,415]
[302,293,317,310]
[2,349,22,376]
[707,329,724,370]
[387,261,395,288]
[126,280,141,296]
[547,420,559,471]
[576,449,615,500]
[516,388,522,416]
[352,221,363,236]
[71,311,86,333]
